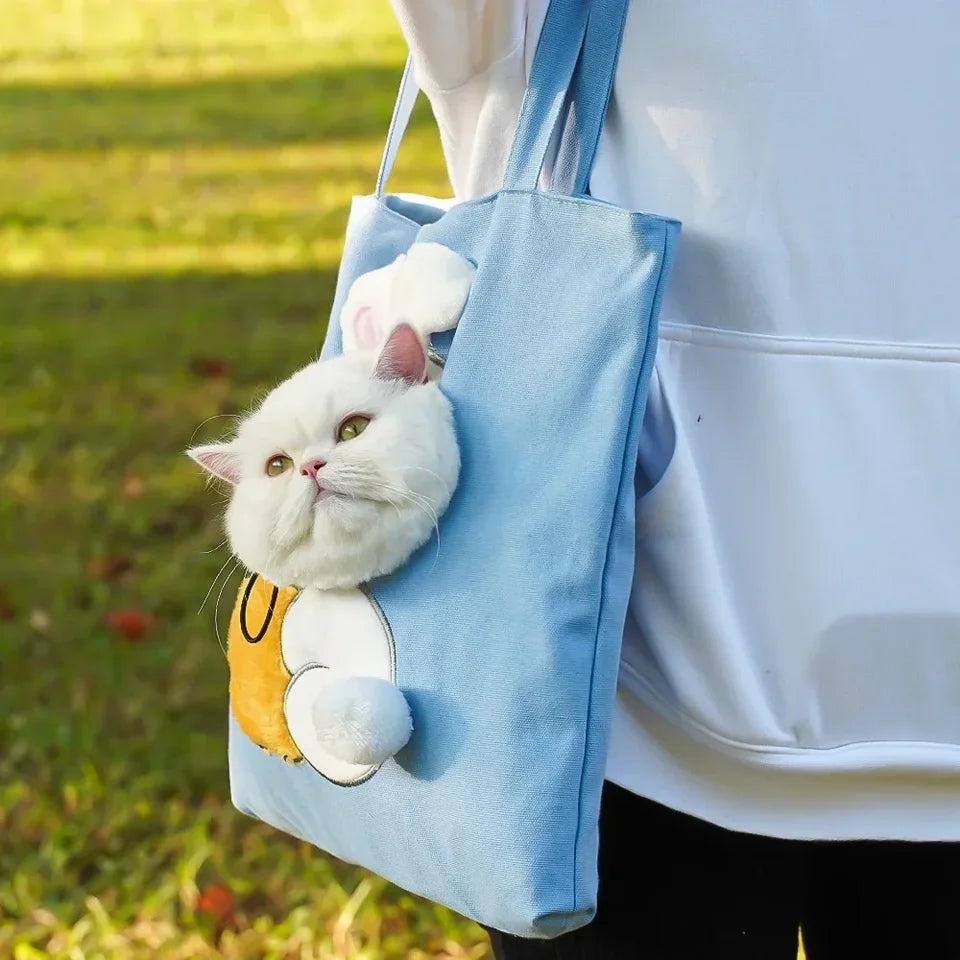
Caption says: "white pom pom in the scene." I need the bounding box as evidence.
[310,675,413,765]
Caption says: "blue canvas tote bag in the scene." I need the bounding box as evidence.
[229,0,679,937]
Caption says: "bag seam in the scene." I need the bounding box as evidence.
[367,188,680,231]
[572,221,671,911]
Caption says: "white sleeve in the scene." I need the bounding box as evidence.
[388,0,548,199]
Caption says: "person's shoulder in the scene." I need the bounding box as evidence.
[392,0,529,91]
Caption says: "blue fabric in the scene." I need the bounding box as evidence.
[229,0,679,937]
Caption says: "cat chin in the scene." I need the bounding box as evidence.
[229,498,442,591]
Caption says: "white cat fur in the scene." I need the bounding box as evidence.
[340,241,476,355]
[189,344,459,590]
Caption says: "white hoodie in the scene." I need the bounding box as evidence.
[389,0,960,840]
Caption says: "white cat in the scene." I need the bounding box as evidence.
[189,323,460,591]
[189,243,474,782]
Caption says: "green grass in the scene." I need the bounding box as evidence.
[0,2,492,957]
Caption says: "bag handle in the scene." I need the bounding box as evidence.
[375,56,419,199]
[375,0,629,199]
[551,0,631,196]
[503,0,630,194]
[501,0,592,193]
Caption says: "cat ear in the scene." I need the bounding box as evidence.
[340,256,405,353]
[187,443,242,484]
[390,242,476,336]
[373,323,428,386]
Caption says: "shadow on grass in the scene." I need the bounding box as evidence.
[0,62,433,151]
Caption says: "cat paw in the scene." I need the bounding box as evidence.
[310,674,412,765]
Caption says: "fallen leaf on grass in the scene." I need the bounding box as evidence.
[196,883,235,922]
[122,474,146,499]
[190,356,234,379]
[86,556,134,581]
[105,608,157,641]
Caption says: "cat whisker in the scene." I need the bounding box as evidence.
[376,481,443,570]
[379,493,405,523]
[375,480,439,518]
[394,463,447,484]
[188,412,240,445]
[213,558,244,660]
[198,552,238,615]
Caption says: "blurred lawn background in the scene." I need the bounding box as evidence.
[0,1,492,956]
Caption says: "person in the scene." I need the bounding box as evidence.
[387,2,960,957]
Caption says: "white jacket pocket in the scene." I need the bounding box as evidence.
[624,331,960,764]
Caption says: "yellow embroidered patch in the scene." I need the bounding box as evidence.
[227,574,302,762]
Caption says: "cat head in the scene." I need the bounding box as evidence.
[188,324,460,590]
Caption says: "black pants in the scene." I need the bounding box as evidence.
[486,781,959,960]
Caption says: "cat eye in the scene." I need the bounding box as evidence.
[337,415,371,442]
[265,454,293,477]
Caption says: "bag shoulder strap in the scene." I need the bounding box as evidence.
[375,56,419,199]
[503,0,630,194]
[552,0,631,196]
[375,0,630,200]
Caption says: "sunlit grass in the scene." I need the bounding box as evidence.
[0,0,404,79]
[0,134,443,274]
[0,2,485,958]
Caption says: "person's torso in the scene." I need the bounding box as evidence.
[591,1,960,768]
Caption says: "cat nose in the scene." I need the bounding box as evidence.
[299,459,326,482]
